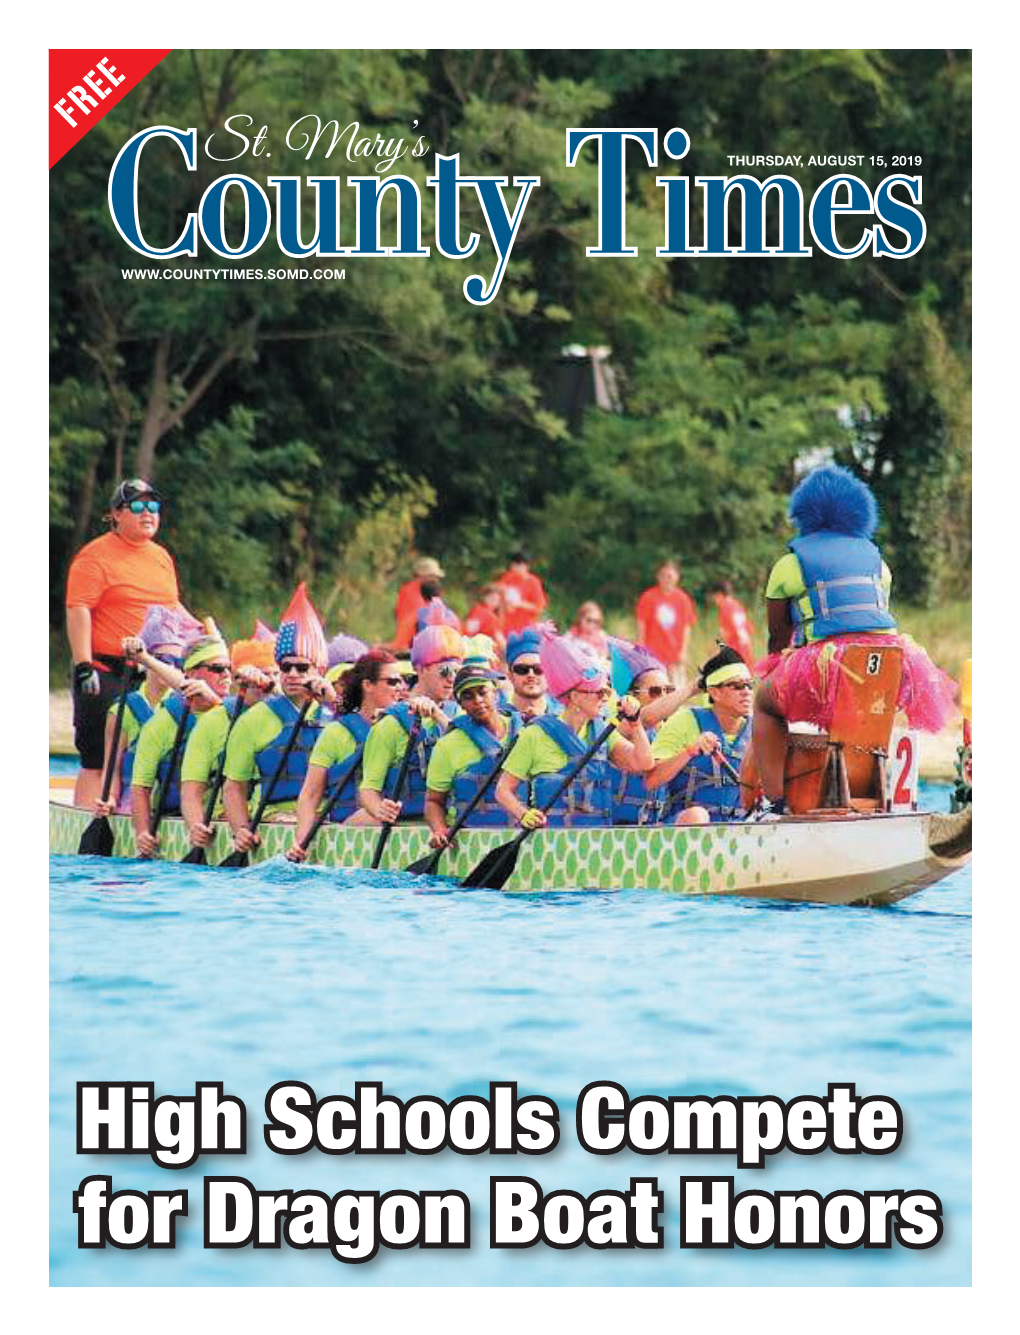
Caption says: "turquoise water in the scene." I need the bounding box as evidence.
[50,783,970,1286]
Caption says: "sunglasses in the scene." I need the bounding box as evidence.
[153,653,184,668]
[575,686,611,699]
[637,684,670,698]
[511,663,544,677]
[280,661,312,675]
[379,676,404,687]
[197,662,230,676]
[719,679,754,691]
[435,664,459,679]
[125,499,161,514]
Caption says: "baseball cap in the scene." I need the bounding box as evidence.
[111,478,162,509]
[453,666,502,698]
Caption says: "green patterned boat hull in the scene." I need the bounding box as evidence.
[49,801,971,906]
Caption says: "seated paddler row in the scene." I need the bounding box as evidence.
[98,587,759,860]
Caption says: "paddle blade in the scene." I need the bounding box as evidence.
[461,842,517,890]
[77,816,114,858]
[218,850,249,869]
[180,846,208,865]
[405,850,442,877]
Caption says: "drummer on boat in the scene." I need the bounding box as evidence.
[221,583,336,855]
[643,646,754,825]
[129,626,232,857]
[752,465,956,819]
[424,665,523,845]
[494,625,651,829]
[357,625,464,826]
[287,650,405,859]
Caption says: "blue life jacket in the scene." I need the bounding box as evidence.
[506,697,563,724]
[118,690,155,793]
[611,724,665,826]
[788,532,896,644]
[153,693,197,816]
[662,708,751,823]
[323,713,371,823]
[253,696,323,805]
[448,711,522,827]
[529,714,613,828]
[381,700,458,818]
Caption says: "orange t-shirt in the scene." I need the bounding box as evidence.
[635,585,696,664]
[464,603,504,640]
[497,569,547,633]
[393,578,426,649]
[66,531,180,658]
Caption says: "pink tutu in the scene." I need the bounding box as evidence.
[756,633,958,733]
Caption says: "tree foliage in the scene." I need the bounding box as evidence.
[50,48,970,638]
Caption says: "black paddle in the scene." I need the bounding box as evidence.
[148,700,193,842]
[289,750,362,860]
[219,698,314,868]
[370,717,423,870]
[461,721,617,890]
[77,667,132,856]
[405,730,520,876]
[180,693,247,865]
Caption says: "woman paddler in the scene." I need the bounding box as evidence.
[129,625,232,857]
[95,604,198,817]
[643,646,754,825]
[424,664,523,845]
[752,465,957,817]
[605,638,680,825]
[287,650,405,859]
[222,583,336,855]
[494,625,651,829]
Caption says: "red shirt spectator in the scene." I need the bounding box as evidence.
[497,552,547,634]
[392,557,444,650]
[711,582,755,666]
[635,561,696,678]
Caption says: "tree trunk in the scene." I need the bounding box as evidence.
[135,335,171,478]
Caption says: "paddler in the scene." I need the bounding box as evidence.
[129,627,232,856]
[357,625,465,825]
[424,665,523,845]
[643,647,754,825]
[287,650,405,860]
[94,605,195,817]
[605,638,678,825]
[179,634,279,852]
[752,465,957,818]
[494,625,651,829]
[221,583,335,855]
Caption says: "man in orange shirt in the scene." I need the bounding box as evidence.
[65,478,181,807]
[635,560,697,688]
[392,556,444,650]
[710,580,755,666]
[496,550,548,634]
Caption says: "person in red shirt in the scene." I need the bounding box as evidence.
[496,550,548,634]
[65,478,182,807]
[710,580,755,666]
[463,584,506,655]
[392,556,444,650]
[635,561,697,687]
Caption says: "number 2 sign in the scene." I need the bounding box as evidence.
[886,728,920,811]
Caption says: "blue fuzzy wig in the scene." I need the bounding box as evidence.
[788,465,878,538]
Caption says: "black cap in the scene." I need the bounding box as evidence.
[110,478,162,510]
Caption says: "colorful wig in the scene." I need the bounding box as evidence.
[327,632,369,669]
[411,624,465,668]
[607,636,665,696]
[789,464,879,539]
[505,628,541,664]
[538,623,608,698]
[275,582,328,669]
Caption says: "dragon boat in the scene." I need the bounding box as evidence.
[49,786,971,907]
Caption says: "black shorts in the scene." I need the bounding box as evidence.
[71,663,138,770]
